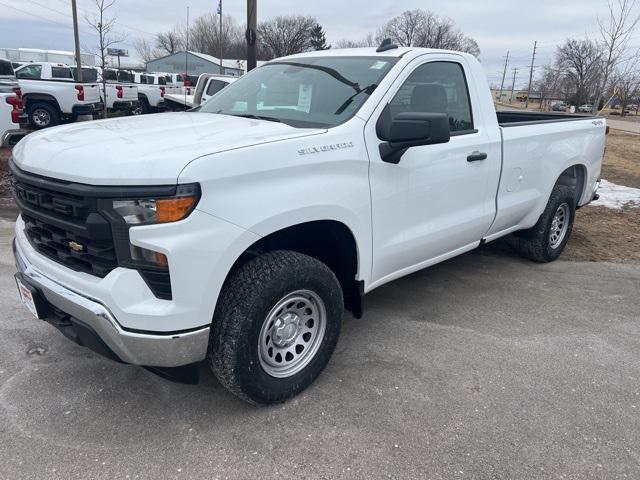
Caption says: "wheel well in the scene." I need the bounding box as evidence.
[23,94,61,113]
[556,164,587,206]
[229,220,362,317]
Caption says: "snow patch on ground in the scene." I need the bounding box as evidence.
[591,179,640,209]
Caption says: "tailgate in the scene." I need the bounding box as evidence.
[82,83,100,103]
[122,85,138,101]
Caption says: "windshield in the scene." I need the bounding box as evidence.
[199,56,398,128]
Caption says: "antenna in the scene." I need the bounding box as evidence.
[376,38,398,53]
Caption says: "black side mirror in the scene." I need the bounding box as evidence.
[376,110,451,164]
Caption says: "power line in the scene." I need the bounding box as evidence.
[50,0,157,37]
[0,0,77,29]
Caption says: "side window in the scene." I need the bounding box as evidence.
[388,61,474,133]
[16,64,42,79]
[52,67,73,79]
[206,79,228,96]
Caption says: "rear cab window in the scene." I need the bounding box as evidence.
[0,59,14,76]
[206,79,229,96]
[388,61,474,134]
[52,66,73,80]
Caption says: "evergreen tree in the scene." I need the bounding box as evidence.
[310,24,330,50]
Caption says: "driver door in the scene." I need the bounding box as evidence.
[365,55,501,287]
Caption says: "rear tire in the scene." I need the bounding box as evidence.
[508,184,576,263]
[209,250,343,404]
[132,97,149,115]
[28,102,60,129]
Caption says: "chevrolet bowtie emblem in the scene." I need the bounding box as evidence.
[68,241,85,252]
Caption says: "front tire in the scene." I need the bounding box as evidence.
[509,184,576,262]
[209,251,343,404]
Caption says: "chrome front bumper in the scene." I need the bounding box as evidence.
[1,128,27,147]
[13,239,210,368]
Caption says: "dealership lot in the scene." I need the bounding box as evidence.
[1,220,639,479]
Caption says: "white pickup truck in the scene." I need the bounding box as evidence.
[130,72,166,114]
[73,67,138,115]
[14,62,102,129]
[164,73,237,110]
[11,45,605,404]
[0,91,26,146]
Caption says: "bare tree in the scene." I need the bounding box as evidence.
[555,38,604,106]
[189,14,245,60]
[85,0,125,119]
[156,27,186,55]
[592,0,640,112]
[609,52,640,115]
[335,33,376,49]
[535,66,568,110]
[377,10,481,57]
[133,37,160,63]
[258,15,317,58]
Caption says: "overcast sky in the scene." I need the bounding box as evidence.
[1,0,638,88]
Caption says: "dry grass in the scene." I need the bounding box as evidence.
[0,129,638,263]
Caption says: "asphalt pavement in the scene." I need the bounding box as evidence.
[1,219,639,479]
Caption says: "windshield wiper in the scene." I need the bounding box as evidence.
[334,84,378,115]
[221,112,282,123]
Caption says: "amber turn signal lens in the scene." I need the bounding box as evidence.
[156,196,197,223]
[155,252,168,267]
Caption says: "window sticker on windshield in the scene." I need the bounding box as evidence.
[370,61,388,70]
[298,84,313,113]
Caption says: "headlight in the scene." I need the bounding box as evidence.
[111,183,200,225]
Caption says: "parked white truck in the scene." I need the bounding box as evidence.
[130,72,166,114]
[73,67,138,115]
[164,73,237,110]
[11,45,605,404]
[14,62,102,129]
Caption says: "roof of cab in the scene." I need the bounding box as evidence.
[273,46,474,64]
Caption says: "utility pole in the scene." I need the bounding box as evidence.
[510,67,518,103]
[218,0,223,74]
[525,41,537,110]
[498,50,509,103]
[246,0,257,72]
[71,0,83,82]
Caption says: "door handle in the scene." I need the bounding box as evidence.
[467,151,488,162]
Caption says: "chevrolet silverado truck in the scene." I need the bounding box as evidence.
[130,72,166,114]
[72,67,138,115]
[165,73,237,110]
[14,62,102,129]
[1,91,26,146]
[11,43,605,404]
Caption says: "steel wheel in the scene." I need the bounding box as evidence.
[258,289,326,378]
[549,203,569,248]
[32,108,51,127]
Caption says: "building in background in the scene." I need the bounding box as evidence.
[145,51,263,76]
[0,47,95,66]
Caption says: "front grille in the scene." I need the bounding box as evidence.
[10,166,118,278]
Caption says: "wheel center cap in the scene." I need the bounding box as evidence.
[272,312,301,347]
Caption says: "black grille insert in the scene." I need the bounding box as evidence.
[10,161,174,298]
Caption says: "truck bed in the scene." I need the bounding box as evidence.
[497,111,598,127]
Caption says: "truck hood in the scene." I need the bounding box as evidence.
[12,112,325,185]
